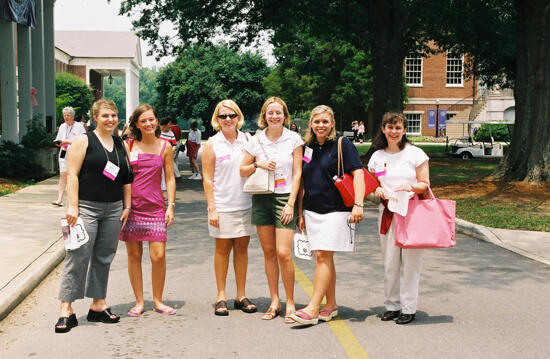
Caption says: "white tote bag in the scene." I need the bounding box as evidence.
[243,136,275,194]
[293,231,313,260]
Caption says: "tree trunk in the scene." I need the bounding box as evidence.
[494,0,550,182]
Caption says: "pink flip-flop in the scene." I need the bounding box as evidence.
[289,309,319,325]
[319,308,338,322]
[154,306,176,315]
[127,307,145,317]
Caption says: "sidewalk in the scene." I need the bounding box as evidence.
[1,177,550,321]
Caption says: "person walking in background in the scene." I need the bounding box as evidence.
[52,106,86,206]
[169,118,183,179]
[351,120,358,142]
[160,117,181,182]
[240,97,303,323]
[291,105,365,325]
[120,104,177,317]
[202,100,257,316]
[289,123,300,133]
[368,111,430,325]
[357,121,365,144]
[187,121,202,180]
[55,99,132,333]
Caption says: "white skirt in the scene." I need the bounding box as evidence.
[303,210,355,252]
[208,208,254,238]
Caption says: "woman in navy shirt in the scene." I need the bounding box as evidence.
[291,105,365,325]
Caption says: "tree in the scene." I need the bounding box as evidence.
[55,72,93,123]
[139,67,159,106]
[103,76,126,120]
[154,44,269,137]
[263,32,373,132]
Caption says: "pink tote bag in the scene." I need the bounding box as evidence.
[393,187,456,249]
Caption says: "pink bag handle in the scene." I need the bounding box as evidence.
[413,186,435,201]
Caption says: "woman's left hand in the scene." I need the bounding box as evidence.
[281,203,294,225]
[394,183,413,192]
[120,208,130,230]
[349,205,364,223]
[165,206,175,227]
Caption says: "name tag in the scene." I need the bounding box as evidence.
[129,151,138,163]
[275,170,286,188]
[103,160,120,181]
[374,162,387,177]
[303,146,313,163]
[216,154,231,162]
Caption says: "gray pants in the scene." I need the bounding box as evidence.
[58,200,122,302]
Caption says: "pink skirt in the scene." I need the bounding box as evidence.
[120,213,167,242]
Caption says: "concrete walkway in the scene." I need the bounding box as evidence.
[1,171,550,321]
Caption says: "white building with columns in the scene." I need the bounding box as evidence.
[0,0,56,143]
[54,31,142,122]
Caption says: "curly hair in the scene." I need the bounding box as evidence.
[371,111,410,150]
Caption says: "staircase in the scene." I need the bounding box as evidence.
[446,108,471,139]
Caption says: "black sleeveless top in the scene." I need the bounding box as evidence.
[78,132,132,202]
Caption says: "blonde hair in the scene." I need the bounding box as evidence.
[211,99,245,131]
[304,105,337,145]
[257,97,291,129]
[92,99,118,119]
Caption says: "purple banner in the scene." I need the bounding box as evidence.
[427,109,436,128]
[439,109,447,129]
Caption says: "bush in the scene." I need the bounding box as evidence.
[0,141,42,179]
[473,124,511,142]
[20,115,57,149]
[56,72,94,124]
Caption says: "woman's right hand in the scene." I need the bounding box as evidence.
[256,159,277,171]
[297,215,305,232]
[208,208,220,228]
[66,205,79,226]
[374,186,388,200]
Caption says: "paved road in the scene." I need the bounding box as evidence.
[2,159,550,358]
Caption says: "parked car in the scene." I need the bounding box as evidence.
[447,137,504,159]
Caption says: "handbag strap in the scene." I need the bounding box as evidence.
[256,135,270,160]
[337,136,345,177]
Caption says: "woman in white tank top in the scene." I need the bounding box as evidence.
[201,99,256,316]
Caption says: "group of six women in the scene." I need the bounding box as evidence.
[54,97,430,333]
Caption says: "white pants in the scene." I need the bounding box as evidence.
[173,143,181,178]
[378,205,423,314]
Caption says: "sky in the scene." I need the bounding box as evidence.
[54,0,274,68]
[54,0,174,68]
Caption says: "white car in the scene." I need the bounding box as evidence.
[448,137,504,159]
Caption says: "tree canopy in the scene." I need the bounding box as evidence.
[154,44,269,136]
[55,72,93,123]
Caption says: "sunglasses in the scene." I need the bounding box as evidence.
[217,114,238,119]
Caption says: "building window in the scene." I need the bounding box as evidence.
[446,56,463,86]
[405,113,421,135]
[405,57,422,86]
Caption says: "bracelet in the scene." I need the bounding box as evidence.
[123,206,131,210]
[354,203,364,207]
[168,202,176,207]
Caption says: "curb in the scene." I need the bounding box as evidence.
[455,218,550,266]
[0,238,65,321]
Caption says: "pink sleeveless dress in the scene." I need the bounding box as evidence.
[120,139,168,242]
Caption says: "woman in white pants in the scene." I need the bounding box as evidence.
[368,111,429,325]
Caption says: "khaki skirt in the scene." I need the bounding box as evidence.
[208,208,254,238]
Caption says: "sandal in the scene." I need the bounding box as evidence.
[284,309,296,324]
[54,313,78,333]
[319,307,339,322]
[262,307,281,320]
[234,297,257,313]
[289,309,319,325]
[154,305,176,315]
[127,306,145,317]
[87,307,120,323]
[214,300,229,316]
[51,201,63,207]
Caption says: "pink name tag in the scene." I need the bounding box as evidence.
[275,178,286,188]
[103,160,119,181]
[216,154,231,162]
[375,170,386,177]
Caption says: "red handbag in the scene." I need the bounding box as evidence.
[333,137,379,207]
[393,187,456,249]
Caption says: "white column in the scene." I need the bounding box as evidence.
[125,67,139,123]
[0,18,19,142]
[43,0,56,133]
[31,0,46,125]
[17,24,33,140]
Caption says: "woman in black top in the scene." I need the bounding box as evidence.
[55,99,132,333]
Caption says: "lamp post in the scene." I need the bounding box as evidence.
[435,98,440,138]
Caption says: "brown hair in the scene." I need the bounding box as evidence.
[257,97,291,129]
[92,99,118,119]
[129,103,161,141]
[304,105,336,145]
[371,111,410,150]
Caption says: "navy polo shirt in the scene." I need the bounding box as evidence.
[302,136,363,214]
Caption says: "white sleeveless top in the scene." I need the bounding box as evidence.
[211,130,252,212]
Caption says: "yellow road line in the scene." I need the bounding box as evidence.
[294,262,371,359]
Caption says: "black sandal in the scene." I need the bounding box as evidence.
[234,297,257,313]
[214,300,229,316]
[54,313,78,333]
[87,307,120,323]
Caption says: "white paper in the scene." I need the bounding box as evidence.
[387,189,410,216]
[64,217,90,251]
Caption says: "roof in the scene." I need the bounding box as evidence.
[55,31,140,59]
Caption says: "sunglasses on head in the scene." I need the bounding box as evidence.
[218,114,238,119]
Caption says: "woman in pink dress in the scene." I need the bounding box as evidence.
[120,103,176,316]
